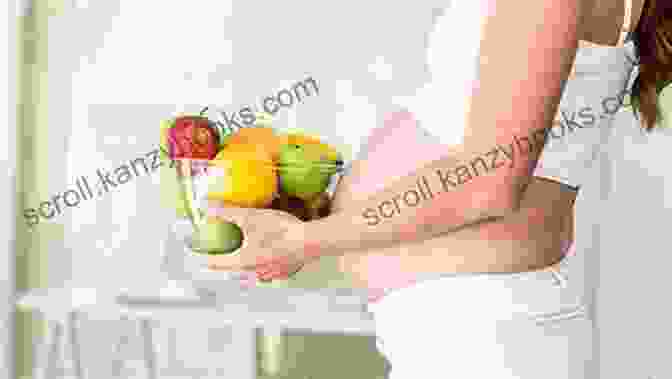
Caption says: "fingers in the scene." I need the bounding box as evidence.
[208,201,299,223]
[257,226,289,249]
[256,263,303,281]
[206,200,251,226]
[209,251,289,271]
[207,252,270,271]
[255,263,275,278]
[207,253,252,271]
[208,262,302,282]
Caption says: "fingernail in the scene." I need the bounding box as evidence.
[262,269,282,279]
[258,275,273,283]
[256,270,271,279]
[256,268,272,277]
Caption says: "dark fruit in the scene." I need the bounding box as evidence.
[305,192,332,220]
[270,192,310,221]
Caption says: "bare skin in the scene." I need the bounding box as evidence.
[205,0,645,279]
[333,165,575,290]
[581,0,644,46]
[330,0,643,289]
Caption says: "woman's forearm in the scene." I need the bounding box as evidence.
[306,143,539,256]
[344,178,577,278]
[304,0,581,258]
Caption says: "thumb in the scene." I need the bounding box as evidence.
[207,251,249,271]
[206,200,252,228]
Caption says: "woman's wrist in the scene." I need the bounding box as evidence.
[299,215,342,260]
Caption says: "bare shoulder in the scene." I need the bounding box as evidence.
[579,0,645,45]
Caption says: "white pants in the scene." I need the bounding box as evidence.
[368,258,593,379]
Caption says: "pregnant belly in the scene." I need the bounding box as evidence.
[335,111,570,301]
[336,110,454,301]
[339,231,562,302]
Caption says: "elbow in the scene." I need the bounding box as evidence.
[483,195,521,221]
[478,181,525,220]
[479,160,536,219]
[436,159,533,225]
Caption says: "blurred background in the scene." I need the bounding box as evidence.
[7,0,672,378]
[9,1,442,378]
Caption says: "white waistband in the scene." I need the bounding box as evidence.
[369,257,583,324]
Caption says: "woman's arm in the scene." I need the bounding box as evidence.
[341,177,577,284]
[304,0,582,257]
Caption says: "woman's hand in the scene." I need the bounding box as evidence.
[206,201,317,280]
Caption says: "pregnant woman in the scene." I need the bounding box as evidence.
[207,0,671,377]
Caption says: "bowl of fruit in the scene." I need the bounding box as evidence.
[159,111,345,286]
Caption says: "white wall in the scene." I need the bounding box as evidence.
[2,1,19,378]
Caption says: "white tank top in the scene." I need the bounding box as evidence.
[533,40,635,189]
[391,2,636,189]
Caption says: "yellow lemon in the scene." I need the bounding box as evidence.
[207,145,277,208]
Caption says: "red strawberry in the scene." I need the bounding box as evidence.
[168,116,219,159]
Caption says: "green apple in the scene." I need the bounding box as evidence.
[278,144,337,201]
[191,219,243,255]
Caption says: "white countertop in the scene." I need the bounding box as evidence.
[17,279,376,336]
